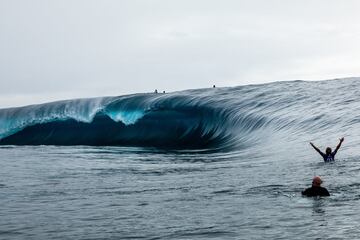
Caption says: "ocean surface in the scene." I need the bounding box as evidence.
[1,78,360,239]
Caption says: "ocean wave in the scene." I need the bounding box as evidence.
[1,78,359,150]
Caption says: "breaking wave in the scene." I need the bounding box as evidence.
[1,78,359,150]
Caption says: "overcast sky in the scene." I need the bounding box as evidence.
[1,0,360,108]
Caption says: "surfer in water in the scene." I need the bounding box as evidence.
[310,137,344,162]
[302,176,330,197]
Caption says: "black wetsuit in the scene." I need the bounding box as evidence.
[302,186,330,197]
[321,152,336,162]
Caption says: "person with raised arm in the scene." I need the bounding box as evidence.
[310,137,344,162]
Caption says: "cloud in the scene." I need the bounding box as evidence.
[0,0,359,107]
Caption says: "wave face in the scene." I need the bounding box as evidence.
[1,78,360,149]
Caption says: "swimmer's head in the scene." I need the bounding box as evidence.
[326,147,332,155]
[312,176,323,187]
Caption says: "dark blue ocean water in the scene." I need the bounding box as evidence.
[1,78,360,239]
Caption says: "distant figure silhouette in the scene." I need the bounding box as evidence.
[302,176,330,197]
[213,85,216,88]
[310,137,344,162]
[163,91,165,93]
[154,89,158,94]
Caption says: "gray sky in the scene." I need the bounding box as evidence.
[1,0,360,108]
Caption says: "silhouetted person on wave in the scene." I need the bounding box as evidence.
[310,137,344,162]
[302,176,330,197]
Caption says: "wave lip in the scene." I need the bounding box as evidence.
[105,110,145,125]
[0,108,227,149]
[0,90,226,148]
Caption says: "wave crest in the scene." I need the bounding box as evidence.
[2,78,359,149]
